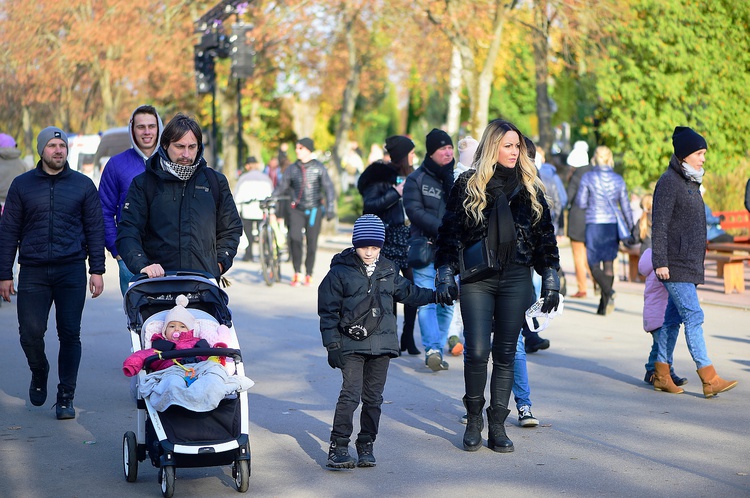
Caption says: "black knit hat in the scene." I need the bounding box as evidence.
[352,214,385,249]
[672,126,707,160]
[425,128,453,157]
[297,137,314,153]
[385,135,415,163]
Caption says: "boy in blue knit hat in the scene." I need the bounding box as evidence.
[318,214,444,469]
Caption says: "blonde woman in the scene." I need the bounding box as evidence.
[434,119,560,453]
[576,146,633,315]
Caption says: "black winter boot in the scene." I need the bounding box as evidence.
[462,396,485,452]
[326,438,356,469]
[486,406,514,453]
[355,435,376,467]
[55,388,75,420]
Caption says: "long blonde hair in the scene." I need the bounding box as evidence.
[464,119,544,225]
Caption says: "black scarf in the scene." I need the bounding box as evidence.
[423,156,455,196]
[485,165,518,266]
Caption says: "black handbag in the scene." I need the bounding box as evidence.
[339,279,383,341]
[459,202,501,284]
[406,236,434,269]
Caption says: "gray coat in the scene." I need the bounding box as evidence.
[651,156,706,284]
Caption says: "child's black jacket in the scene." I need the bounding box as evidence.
[318,248,435,357]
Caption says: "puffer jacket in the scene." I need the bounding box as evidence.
[651,155,706,284]
[116,149,243,277]
[318,248,435,357]
[274,158,335,214]
[0,162,105,279]
[434,170,560,276]
[576,165,633,227]
[403,157,454,240]
[357,160,405,227]
[98,108,164,257]
[638,248,667,333]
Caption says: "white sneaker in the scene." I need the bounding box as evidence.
[518,405,539,427]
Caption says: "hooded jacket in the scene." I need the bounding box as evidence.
[638,248,668,333]
[115,144,243,278]
[0,145,28,205]
[357,160,405,227]
[651,155,706,284]
[318,248,435,357]
[0,162,105,279]
[434,169,560,276]
[98,108,164,257]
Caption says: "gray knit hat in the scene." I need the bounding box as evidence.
[37,127,68,156]
[352,214,385,248]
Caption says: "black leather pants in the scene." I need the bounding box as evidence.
[460,264,532,408]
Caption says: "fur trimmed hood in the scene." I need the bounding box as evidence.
[357,160,397,195]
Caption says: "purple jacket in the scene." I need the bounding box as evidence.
[98,108,163,257]
[576,165,633,227]
[638,248,667,333]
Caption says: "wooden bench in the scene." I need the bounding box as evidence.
[714,210,750,242]
[704,251,749,294]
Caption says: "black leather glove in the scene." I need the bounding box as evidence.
[435,266,459,305]
[540,267,561,313]
[326,343,345,369]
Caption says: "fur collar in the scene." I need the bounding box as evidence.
[357,160,397,194]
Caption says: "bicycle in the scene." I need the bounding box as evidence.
[257,197,286,286]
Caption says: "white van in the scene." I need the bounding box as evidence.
[67,134,101,178]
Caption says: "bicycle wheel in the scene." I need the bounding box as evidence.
[259,222,275,286]
[273,237,282,283]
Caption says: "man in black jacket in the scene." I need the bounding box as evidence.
[273,137,336,287]
[403,128,456,371]
[0,126,105,420]
[116,114,242,280]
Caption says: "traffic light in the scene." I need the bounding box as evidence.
[230,24,255,79]
[194,47,216,94]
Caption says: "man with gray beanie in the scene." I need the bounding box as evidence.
[403,128,456,371]
[0,126,105,420]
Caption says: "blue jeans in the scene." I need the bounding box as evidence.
[413,264,454,352]
[513,332,531,409]
[118,258,135,296]
[657,282,711,369]
[645,329,676,373]
[17,262,87,393]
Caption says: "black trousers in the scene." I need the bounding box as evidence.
[241,218,260,259]
[287,206,323,276]
[460,264,532,408]
[331,353,390,442]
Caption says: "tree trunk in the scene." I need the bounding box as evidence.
[446,47,462,137]
[533,0,553,153]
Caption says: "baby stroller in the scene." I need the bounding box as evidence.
[121,272,251,497]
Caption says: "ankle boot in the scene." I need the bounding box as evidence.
[653,362,684,394]
[486,406,514,453]
[326,438,356,469]
[462,396,484,451]
[697,365,737,398]
[55,389,76,420]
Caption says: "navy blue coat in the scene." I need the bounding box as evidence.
[0,162,105,279]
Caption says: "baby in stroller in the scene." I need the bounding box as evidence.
[123,295,253,412]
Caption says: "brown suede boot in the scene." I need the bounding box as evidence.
[653,362,684,394]
[697,365,737,398]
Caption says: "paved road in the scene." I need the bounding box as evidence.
[0,236,748,497]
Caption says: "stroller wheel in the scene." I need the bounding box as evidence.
[233,459,249,493]
[160,465,175,498]
[123,431,138,482]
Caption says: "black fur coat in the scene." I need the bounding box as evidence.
[357,160,405,226]
[434,169,560,275]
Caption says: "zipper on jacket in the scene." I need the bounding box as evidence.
[48,177,55,260]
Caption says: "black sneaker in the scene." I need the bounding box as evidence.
[29,364,49,407]
[326,438,355,469]
[525,337,550,354]
[518,405,539,427]
[355,437,376,467]
[55,391,75,420]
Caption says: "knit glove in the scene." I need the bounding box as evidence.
[326,343,345,369]
[540,267,560,313]
[435,266,458,305]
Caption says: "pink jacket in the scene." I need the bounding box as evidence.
[123,330,228,377]
[638,248,668,333]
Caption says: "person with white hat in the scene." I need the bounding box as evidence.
[0,126,105,420]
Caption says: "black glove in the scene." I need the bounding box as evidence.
[540,267,561,313]
[326,344,345,369]
[435,266,459,305]
[325,206,336,221]
[719,214,726,222]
